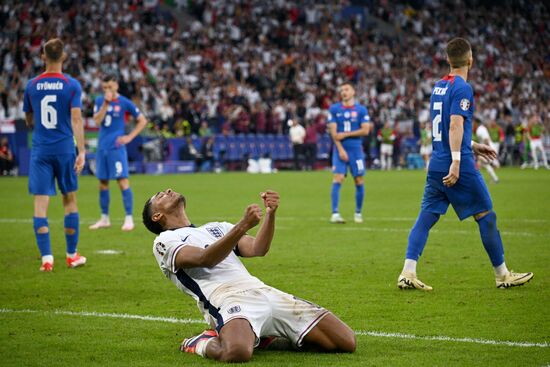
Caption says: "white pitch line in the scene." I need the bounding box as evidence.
[0,308,204,324]
[0,308,547,348]
[355,330,548,348]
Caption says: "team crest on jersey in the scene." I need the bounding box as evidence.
[351,111,357,118]
[155,242,166,256]
[206,227,223,238]
[114,105,121,112]
[460,99,470,111]
[227,305,241,314]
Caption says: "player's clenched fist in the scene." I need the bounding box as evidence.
[242,204,262,229]
[260,190,279,213]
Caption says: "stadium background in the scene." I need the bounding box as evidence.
[0,1,549,366]
[0,0,549,174]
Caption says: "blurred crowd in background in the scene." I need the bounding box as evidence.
[0,0,549,172]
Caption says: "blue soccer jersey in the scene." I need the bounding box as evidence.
[94,95,141,151]
[429,75,475,173]
[23,73,82,155]
[327,103,370,149]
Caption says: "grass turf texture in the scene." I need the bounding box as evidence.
[0,168,548,366]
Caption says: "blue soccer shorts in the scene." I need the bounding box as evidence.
[95,147,129,180]
[29,152,78,195]
[332,146,365,177]
[421,170,493,220]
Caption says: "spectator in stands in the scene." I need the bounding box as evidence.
[196,136,215,172]
[288,119,306,170]
[1,1,548,168]
[0,137,14,176]
[179,137,198,162]
[303,120,318,171]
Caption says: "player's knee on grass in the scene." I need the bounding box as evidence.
[304,314,356,353]
[219,340,254,363]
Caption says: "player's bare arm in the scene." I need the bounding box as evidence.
[237,190,279,257]
[71,107,86,175]
[174,204,262,269]
[92,90,113,125]
[116,113,148,146]
[336,123,372,140]
[25,112,34,129]
[329,123,349,162]
[472,142,497,161]
[443,114,464,187]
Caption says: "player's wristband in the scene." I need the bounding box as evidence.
[451,151,461,161]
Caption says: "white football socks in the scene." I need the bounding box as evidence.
[494,262,508,277]
[195,338,214,357]
[42,255,54,264]
[403,259,417,275]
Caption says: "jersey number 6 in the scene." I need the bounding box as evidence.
[40,95,58,129]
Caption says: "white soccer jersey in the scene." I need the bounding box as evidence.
[152,222,265,321]
[476,125,492,144]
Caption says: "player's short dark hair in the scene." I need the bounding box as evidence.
[102,74,118,83]
[142,199,164,235]
[43,38,64,62]
[446,38,471,68]
[339,81,355,89]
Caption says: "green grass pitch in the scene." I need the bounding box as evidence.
[0,168,549,366]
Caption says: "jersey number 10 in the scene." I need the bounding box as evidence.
[40,95,58,129]
[432,102,442,142]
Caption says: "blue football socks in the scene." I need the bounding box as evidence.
[476,211,505,267]
[355,184,364,213]
[331,182,341,213]
[122,188,133,216]
[405,210,440,260]
[64,212,79,255]
[99,189,110,215]
[33,217,51,257]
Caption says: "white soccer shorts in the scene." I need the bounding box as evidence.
[207,286,329,347]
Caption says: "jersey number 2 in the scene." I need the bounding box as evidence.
[432,102,442,142]
[40,95,58,129]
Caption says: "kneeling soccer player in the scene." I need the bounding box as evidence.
[142,189,356,362]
